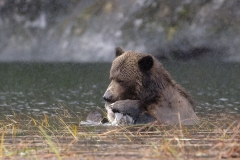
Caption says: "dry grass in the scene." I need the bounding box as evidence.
[0,105,239,160]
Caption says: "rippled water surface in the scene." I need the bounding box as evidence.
[0,62,239,121]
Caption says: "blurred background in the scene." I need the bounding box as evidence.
[0,0,240,62]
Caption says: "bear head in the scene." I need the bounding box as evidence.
[103,47,169,105]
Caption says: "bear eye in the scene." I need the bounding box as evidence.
[116,79,124,84]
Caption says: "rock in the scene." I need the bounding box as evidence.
[86,110,107,124]
[0,0,239,62]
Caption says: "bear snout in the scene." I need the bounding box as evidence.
[103,91,113,102]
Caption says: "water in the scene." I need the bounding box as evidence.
[0,63,110,120]
[0,61,239,121]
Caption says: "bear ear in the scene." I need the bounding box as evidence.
[115,47,124,57]
[138,55,154,71]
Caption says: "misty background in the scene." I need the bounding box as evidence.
[0,0,239,62]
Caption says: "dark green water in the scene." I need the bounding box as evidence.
[0,62,239,121]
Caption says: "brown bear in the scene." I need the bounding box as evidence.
[103,47,199,125]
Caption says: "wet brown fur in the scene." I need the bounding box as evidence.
[104,48,199,125]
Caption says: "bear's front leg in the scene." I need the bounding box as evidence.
[109,100,156,124]
[105,100,135,125]
[111,100,141,118]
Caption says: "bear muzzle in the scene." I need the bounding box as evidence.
[103,91,113,102]
[103,82,119,103]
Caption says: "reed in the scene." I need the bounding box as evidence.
[0,105,239,159]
